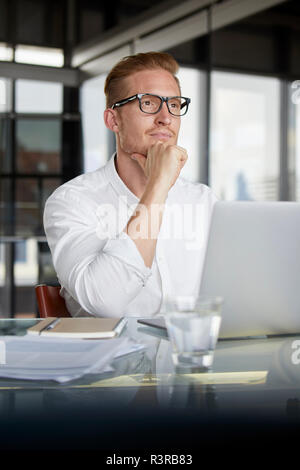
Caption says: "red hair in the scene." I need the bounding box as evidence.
[104,51,180,108]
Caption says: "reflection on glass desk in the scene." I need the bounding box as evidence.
[1,318,300,409]
[1,318,300,453]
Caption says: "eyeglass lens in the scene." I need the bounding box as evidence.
[140,95,188,116]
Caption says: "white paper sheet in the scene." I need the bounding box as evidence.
[0,335,145,383]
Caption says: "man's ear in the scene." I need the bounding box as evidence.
[104,109,119,133]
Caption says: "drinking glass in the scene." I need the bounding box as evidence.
[164,295,223,371]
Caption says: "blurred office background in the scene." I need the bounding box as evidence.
[0,0,299,318]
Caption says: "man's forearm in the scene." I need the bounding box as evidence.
[125,142,188,268]
[125,181,168,268]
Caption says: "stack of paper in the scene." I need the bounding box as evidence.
[0,335,145,383]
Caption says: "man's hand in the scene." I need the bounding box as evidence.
[131,142,188,192]
[126,142,188,268]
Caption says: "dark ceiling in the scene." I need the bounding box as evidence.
[0,0,299,79]
[0,0,183,47]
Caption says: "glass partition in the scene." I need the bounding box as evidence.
[0,242,9,317]
[0,77,12,112]
[15,178,40,235]
[210,71,280,200]
[1,78,65,318]
[16,119,61,174]
[0,118,11,173]
[0,178,12,236]
[177,67,203,182]
[15,45,64,67]
[15,80,63,114]
[80,74,111,172]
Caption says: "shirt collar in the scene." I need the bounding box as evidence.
[105,153,139,206]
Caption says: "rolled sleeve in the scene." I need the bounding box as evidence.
[103,234,152,286]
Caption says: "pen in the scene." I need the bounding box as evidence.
[39,318,61,335]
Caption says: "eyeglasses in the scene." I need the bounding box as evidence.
[111,93,191,116]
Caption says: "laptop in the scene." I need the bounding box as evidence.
[139,201,300,339]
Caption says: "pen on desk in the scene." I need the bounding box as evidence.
[39,318,61,335]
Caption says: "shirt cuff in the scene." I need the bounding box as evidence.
[103,232,152,285]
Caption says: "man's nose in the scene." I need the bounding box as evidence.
[154,101,171,125]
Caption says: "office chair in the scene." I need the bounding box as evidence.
[35,284,72,318]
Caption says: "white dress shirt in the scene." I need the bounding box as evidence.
[44,154,217,318]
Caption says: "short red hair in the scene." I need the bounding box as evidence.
[104,51,180,108]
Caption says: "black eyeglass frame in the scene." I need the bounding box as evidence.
[111,93,191,116]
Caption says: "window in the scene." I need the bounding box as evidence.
[0,77,12,112]
[177,67,203,182]
[0,178,12,235]
[15,178,40,235]
[80,74,111,172]
[0,43,13,62]
[16,119,61,174]
[0,118,11,173]
[210,71,280,200]
[0,243,6,315]
[15,241,27,263]
[15,45,64,67]
[16,80,63,114]
[1,77,65,317]
[14,239,38,286]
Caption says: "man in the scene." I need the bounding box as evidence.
[44,51,217,318]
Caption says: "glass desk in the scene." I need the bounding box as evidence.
[1,318,300,455]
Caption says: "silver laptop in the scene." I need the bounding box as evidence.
[199,201,300,338]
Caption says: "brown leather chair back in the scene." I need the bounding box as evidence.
[35,284,71,318]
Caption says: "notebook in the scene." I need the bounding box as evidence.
[27,317,127,339]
